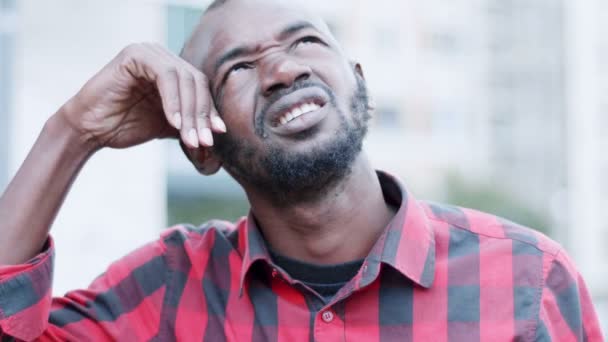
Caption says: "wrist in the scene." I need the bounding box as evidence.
[47,104,100,157]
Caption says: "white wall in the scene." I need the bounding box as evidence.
[564,1,608,330]
[11,0,167,295]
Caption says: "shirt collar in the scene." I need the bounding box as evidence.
[364,171,436,288]
[237,170,436,294]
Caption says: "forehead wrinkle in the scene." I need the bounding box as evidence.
[209,28,282,76]
[195,2,345,77]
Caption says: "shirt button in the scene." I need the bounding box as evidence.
[321,310,334,323]
[362,264,368,272]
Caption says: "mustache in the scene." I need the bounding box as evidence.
[255,80,336,137]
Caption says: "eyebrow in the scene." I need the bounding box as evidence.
[213,21,318,75]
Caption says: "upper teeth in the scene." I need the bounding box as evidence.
[278,102,321,125]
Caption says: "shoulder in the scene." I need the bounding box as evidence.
[159,218,243,249]
[420,200,562,257]
[142,218,246,279]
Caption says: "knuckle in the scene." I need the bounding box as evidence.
[117,43,147,67]
[180,72,196,84]
[158,67,179,84]
[164,90,180,106]
[180,116,193,126]
[122,43,142,56]
[197,97,210,112]
[196,72,209,83]
[147,42,162,49]
[193,73,207,85]
[197,117,210,127]
[168,97,180,108]
[163,66,179,78]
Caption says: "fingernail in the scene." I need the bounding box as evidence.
[173,112,182,129]
[187,128,199,148]
[211,116,227,133]
[200,127,214,146]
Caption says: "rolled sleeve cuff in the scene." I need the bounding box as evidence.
[0,237,54,341]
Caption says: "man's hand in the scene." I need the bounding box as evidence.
[0,43,227,265]
[60,42,226,150]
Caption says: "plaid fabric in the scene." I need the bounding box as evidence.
[0,171,603,341]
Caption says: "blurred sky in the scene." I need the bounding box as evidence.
[0,0,606,331]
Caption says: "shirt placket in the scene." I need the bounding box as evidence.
[312,260,377,342]
[313,304,345,342]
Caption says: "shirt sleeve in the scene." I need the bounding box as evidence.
[0,237,54,341]
[0,234,170,341]
[536,249,604,341]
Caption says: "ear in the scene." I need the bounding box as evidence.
[351,60,365,80]
[350,60,375,111]
[179,140,223,175]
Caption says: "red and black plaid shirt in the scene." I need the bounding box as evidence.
[0,171,603,341]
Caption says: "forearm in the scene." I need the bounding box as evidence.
[0,107,96,265]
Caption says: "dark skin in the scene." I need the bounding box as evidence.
[0,0,394,266]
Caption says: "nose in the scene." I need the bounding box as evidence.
[260,57,312,97]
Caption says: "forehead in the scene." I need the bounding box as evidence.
[186,0,331,74]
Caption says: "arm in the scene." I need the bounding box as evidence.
[0,43,225,340]
[0,110,94,265]
[0,229,170,341]
[0,42,225,265]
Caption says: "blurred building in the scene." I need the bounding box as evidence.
[562,0,608,314]
[0,0,15,191]
[314,0,493,196]
[485,0,567,216]
[3,0,168,295]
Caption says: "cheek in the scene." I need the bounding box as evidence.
[221,72,259,106]
[219,79,259,137]
[304,53,355,97]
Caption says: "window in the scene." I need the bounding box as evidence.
[0,0,15,191]
[167,5,204,54]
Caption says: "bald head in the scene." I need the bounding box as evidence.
[181,0,341,77]
[175,0,370,203]
[205,0,228,13]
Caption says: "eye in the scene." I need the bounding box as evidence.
[294,36,324,48]
[228,62,254,76]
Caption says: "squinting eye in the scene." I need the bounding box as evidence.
[228,62,254,76]
[295,36,323,47]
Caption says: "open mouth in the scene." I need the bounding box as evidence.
[271,97,327,127]
[264,87,331,137]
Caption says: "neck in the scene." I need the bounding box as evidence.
[245,155,396,265]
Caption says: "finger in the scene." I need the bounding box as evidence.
[158,44,224,137]
[195,112,213,147]
[155,68,182,130]
[178,72,199,148]
[203,82,226,134]
[149,91,180,139]
[209,105,226,133]
[193,74,214,146]
[119,44,182,130]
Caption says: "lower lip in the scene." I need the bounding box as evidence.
[269,104,328,136]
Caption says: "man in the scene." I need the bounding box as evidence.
[0,0,603,340]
